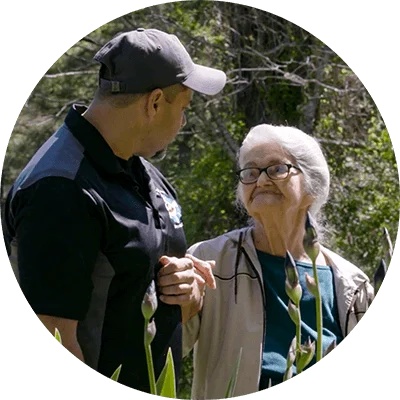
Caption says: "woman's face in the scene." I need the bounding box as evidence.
[239,142,312,218]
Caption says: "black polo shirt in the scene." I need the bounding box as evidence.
[3,105,187,392]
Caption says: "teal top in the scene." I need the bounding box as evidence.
[257,251,343,388]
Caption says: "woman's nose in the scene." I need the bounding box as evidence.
[256,170,271,186]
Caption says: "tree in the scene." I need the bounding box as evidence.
[1,2,398,397]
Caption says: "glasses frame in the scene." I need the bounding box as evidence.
[236,163,302,184]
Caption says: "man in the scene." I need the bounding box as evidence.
[2,28,225,392]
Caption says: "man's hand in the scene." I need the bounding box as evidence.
[157,254,216,323]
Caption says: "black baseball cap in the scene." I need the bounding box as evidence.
[94,28,226,95]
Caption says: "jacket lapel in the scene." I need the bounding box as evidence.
[237,227,264,282]
[320,246,369,335]
[234,232,369,337]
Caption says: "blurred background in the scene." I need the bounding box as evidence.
[1,1,398,397]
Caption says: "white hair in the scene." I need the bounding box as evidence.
[236,124,330,219]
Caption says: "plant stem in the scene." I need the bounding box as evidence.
[144,321,157,395]
[283,337,296,381]
[283,366,293,381]
[296,310,301,353]
[296,309,301,375]
[312,259,323,362]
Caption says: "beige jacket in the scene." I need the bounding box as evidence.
[183,227,374,400]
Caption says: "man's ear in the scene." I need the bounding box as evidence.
[145,88,164,119]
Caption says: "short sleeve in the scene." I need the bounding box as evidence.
[10,177,102,320]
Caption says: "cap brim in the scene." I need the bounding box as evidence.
[182,64,226,95]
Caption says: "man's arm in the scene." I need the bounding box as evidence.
[9,178,102,356]
[37,314,84,362]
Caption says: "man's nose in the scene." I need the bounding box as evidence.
[181,113,187,128]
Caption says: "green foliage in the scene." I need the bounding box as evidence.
[4,1,399,396]
[54,328,122,383]
[54,328,62,344]
[156,348,177,398]
[323,123,399,277]
[159,134,243,246]
[225,348,243,398]
[178,352,194,399]
[110,365,122,382]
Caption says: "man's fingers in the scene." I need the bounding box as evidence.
[185,254,216,289]
[158,256,193,276]
[160,293,192,306]
[158,274,206,306]
[158,271,196,287]
[159,283,192,296]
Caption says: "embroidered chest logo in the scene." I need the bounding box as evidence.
[156,189,183,229]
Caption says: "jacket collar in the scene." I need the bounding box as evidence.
[227,227,369,285]
[226,227,370,333]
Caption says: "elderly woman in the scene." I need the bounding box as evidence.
[183,124,374,399]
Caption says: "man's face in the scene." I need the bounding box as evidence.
[162,87,192,139]
[147,87,193,156]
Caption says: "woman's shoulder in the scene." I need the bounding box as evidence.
[320,246,370,283]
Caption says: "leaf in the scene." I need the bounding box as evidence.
[296,339,315,373]
[225,347,242,398]
[54,328,62,344]
[156,348,176,398]
[110,365,122,382]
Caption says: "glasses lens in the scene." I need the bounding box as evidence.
[267,164,289,180]
[240,168,260,183]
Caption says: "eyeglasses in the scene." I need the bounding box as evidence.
[236,163,302,184]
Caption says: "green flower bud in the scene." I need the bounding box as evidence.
[305,272,318,297]
[296,337,315,373]
[142,280,158,321]
[303,212,320,263]
[383,228,393,266]
[287,300,300,326]
[374,259,387,294]
[286,336,297,366]
[284,337,296,381]
[144,319,156,346]
[285,251,298,285]
[285,251,302,306]
[285,281,302,308]
[383,227,393,260]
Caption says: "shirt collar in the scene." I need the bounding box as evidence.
[64,104,137,177]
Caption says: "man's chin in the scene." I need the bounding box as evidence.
[148,148,167,162]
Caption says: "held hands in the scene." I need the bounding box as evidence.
[157,254,216,322]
